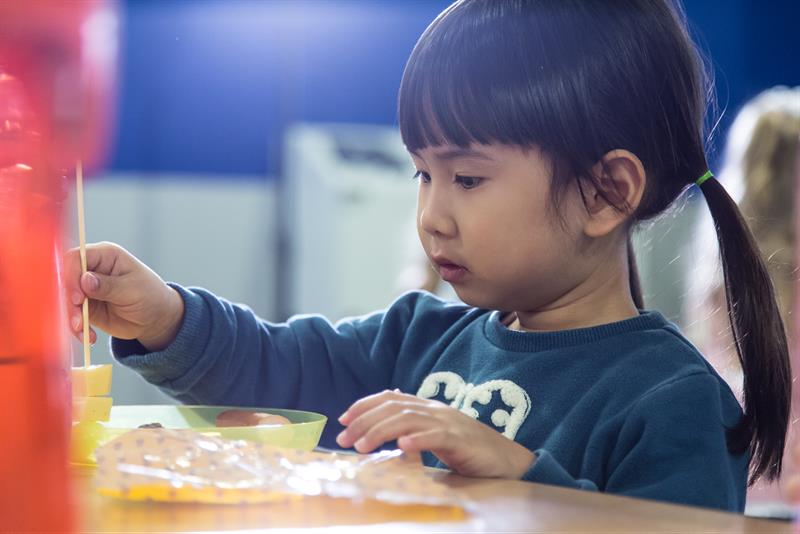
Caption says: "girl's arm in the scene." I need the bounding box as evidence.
[111,285,427,446]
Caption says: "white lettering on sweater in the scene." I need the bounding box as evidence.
[416,371,531,440]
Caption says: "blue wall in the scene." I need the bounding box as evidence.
[110,0,800,177]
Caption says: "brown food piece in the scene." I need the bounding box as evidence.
[215,410,291,427]
[138,422,164,429]
[257,414,292,426]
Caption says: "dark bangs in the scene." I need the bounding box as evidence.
[398,0,603,176]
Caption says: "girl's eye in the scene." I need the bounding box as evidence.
[455,175,483,190]
[412,170,431,183]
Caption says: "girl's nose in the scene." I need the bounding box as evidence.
[418,187,457,238]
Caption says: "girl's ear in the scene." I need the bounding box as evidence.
[581,149,646,238]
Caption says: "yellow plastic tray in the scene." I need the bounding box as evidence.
[71,405,327,465]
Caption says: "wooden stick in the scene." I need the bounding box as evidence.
[76,160,91,368]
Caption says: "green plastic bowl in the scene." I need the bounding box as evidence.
[71,405,327,465]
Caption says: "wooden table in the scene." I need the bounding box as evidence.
[73,466,792,533]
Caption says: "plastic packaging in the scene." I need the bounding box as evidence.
[95,428,464,510]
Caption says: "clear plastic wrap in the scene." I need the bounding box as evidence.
[95,428,466,510]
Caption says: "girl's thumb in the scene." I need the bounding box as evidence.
[80,271,115,302]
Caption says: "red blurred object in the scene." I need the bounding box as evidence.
[0,1,116,531]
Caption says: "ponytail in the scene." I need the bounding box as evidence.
[699,176,791,485]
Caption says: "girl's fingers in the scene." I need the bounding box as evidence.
[69,325,97,345]
[84,242,129,275]
[339,389,422,425]
[69,309,98,344]
[337,399,432,448]
[71,290,86,306]
[336,398,403,447]
[71,307,93,332]
[349,409,433,453]
[398,428,453,455]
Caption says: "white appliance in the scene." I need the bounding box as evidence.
[282,123,419,320]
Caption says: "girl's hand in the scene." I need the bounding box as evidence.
[64,242,184,351]
[336,389,536,479]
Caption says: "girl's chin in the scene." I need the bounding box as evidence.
[450,286,508,310]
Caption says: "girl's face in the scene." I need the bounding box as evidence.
[412,143,596,312]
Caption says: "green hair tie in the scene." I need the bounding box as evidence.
[696,170,714,187]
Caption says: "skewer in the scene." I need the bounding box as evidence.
[76,160,91,368]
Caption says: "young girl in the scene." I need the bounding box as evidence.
[68,0,790,512]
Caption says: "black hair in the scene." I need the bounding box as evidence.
[398,0,790,485]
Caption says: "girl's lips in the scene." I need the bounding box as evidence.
[437,263,467,283]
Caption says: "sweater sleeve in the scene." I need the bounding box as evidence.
[522,450,599,490]
[522,373,747,512]
[112,285,432,446]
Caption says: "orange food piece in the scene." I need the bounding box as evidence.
[72,396,113,422]
[215,410,291,427]
[71,364,112,397]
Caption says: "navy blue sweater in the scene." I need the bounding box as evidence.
[113,286,748,511]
